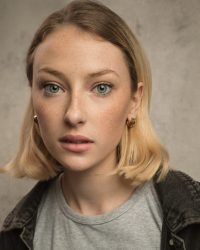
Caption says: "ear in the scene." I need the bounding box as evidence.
[127,82,143,120]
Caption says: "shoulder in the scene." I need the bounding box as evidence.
[154,169,200,232]
[1,177,56,232]
[155,169,200,203]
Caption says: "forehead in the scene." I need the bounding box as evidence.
[33,25,130,79]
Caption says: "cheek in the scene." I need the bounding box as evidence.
[95,98,130,134]
[33,99,49,123]
[32,95,64,134]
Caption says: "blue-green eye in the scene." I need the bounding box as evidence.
[94,83,112,95]
[43,83,63,95]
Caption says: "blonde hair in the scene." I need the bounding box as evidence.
[2,0,169,185]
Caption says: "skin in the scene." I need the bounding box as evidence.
[32,25,143,215]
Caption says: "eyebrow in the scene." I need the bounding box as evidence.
[37,67,119,81]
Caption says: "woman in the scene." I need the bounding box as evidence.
[0,0,199,249]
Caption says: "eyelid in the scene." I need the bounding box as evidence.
[38,80,60,87]
[94,81,113,87]
[94,81,111,85]
[40,80,64,89]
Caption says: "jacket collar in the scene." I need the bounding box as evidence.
[154,170,200,233]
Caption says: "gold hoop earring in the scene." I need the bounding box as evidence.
[126,117,136,128]
[33,115,38,124]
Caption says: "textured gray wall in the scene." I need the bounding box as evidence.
[0,0,200,226]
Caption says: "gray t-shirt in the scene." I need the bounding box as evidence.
[33,176,163,250]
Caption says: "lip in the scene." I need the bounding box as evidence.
[59,134,94,143]
[58,134,94,153]
[59,142,93,153]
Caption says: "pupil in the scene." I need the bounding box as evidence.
[99,85,105,92]
[52,86,58,92]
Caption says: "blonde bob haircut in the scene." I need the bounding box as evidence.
[3,0,169,186]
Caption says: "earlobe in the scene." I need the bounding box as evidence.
[126,117,136,128]
[33,115,38,124]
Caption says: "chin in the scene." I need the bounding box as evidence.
[62,165,95,174]
[59,158,95,173]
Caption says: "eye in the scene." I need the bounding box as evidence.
[93,83,112,96]
[43,83,64,95]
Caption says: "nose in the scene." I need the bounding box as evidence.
[64,91,86,127]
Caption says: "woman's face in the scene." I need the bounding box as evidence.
[32,25,142,174]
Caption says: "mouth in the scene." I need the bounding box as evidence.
[59,134,94,153]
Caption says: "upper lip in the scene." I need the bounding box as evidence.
[59,134,94,143]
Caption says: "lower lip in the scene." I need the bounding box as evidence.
[60,142,94,153]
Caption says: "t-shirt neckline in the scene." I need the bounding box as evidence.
[54,175,151,225]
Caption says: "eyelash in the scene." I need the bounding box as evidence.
[40,82,113,96]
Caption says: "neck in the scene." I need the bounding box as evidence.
[61,169,135,216]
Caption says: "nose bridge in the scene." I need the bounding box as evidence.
[64,87,85,125]
[70,89,81,109]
